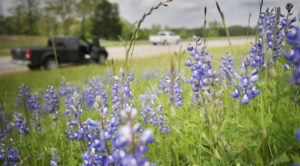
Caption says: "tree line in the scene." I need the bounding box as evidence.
[0,0,123,39]
[0,0,256,40]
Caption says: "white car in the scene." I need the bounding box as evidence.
[149,31,181,45]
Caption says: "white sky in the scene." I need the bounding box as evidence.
[1,0,299,28]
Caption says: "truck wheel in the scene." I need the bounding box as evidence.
[27,65,40,70]
[162,40,168,45]
[44,58,57,70]
[97,53,107,64]
[153,43,157,46]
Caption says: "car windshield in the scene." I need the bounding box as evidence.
[79,39,89,47]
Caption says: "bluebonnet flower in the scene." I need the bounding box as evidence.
[0,105,9,134]
[281,3,296,34]
[296,129,300,142]
[28,92,42,132]
[50,148,60,166]
[185,36,222,107]
[284,25,300,85]
[58,77,77,96]
[219,51,235,84]
[102,69,114,84]
[81,149,103,165]
[74,94,117,165]
[64,91,87,141]
[249,5,296,69]
[230,57,261,104]
[110,106,156,166]
[160,65,183,107]
[179,70,186,84]
[80,113,116,165]
[16,85,42,133]
[141,69,157,80]
[139,90,169,134]
[111,69,134,114]
[0,147,19,165]
[79,103,156,165]
[42,86,59,120]
[13,112,29,135]
[0,106,19,165]
[249,9,277,69]
[83,76,107,109]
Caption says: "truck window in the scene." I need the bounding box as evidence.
[66,38,79,48]
[79,39,89,47]
[48,38,65,47]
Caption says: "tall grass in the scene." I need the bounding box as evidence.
[1,43,299,165]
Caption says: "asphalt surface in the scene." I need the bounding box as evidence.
[0,38,252,76]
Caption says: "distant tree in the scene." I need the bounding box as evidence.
[42,1,58,35]
[228,26,248,36]
[8,2,27,34]
[164,25,171,31]
[0,1,3,16]
[0,4,5,34]
[179,28,188,39]
[0,17,3,34]
[90,0,122,40]
[76,0,94,37]
[149,24,161,35]
[120,19,134,40]
[191,27,204,37]
[22,0,40,35]
[208,21,221,37]
[40,12,57,36]
[45,0,76,35]
[9,0,40,35]
[138,28,150,40]
[1,16,20,34]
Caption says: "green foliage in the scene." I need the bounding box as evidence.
[150,24,161,35]
[44,0,76,35]
[120,19,134,41]
[90,0,122,40]
[0,3,257,39]
[76,0,94,38]
[208,21,221,37]
[179,28,188,39]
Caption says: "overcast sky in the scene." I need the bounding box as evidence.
[1,0,299,28]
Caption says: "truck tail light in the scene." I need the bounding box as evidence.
[26,49,32,59]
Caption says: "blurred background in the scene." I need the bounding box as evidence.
[0,0,299,41]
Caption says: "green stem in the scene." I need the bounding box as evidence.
[124,0,173,72]
[216,1,233,54]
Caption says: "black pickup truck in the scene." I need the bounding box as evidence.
[11,36,108,70]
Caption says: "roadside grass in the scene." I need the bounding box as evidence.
[0,35,149,57]
[0,35,48,57]
[0,44,299,165]
[0,35,253,57]
[0,44,248,108]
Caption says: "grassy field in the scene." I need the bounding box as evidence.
[0,43,299,165]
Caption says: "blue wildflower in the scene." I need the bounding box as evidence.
[185,36,222,107]
[42,86,59,120]
[50,148,60,166]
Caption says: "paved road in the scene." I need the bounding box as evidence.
[0,38,252,76]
